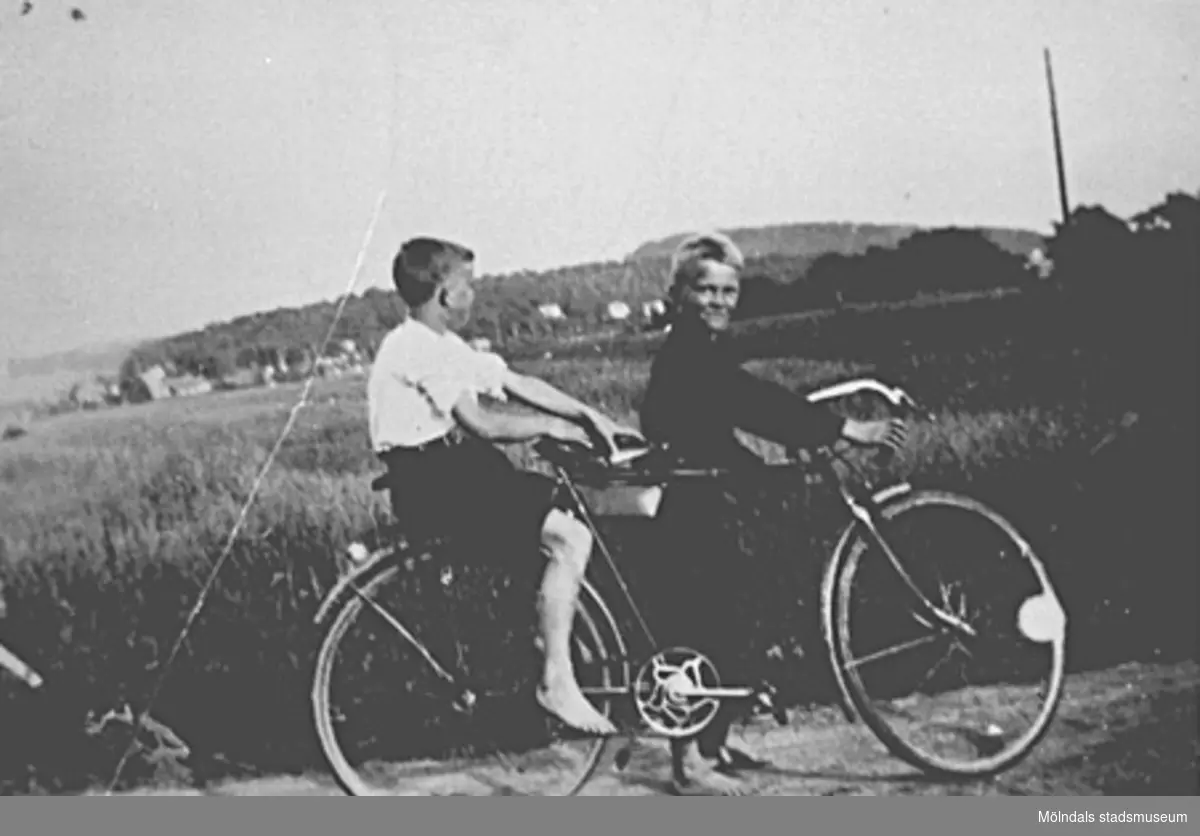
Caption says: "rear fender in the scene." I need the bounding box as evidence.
[313,544,401,626]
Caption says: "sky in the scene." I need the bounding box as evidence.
[1,0,1197,364]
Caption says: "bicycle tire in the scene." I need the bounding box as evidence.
[829,489,1068,778]
[311,551,627,796]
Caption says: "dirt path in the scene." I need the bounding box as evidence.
[88,660,1197,797]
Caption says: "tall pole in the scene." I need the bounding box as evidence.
[1044,48,1071,226]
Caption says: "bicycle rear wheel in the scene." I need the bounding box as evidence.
[831,489,1067,778]
[311,553,624,796]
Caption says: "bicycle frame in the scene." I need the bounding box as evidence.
[313,377,933,713]
[525,378,935,705]
[543,438,916,654]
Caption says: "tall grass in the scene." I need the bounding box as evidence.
[0,338,1191,794]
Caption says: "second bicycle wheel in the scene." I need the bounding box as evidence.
[312,553,624,796]
[831,489,1067,778]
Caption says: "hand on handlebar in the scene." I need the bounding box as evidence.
[841,417,909,453]
[587,412,647,461]
[555,411,647,462]
[544,419,591,449]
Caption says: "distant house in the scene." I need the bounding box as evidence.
[139,366,172,400]
[641,300,667,320]
[1027,248,1054,280]
[606,301,631,321]
[165,374,213,398]
[219,367,264,390]
[468,337,492,353]
[314,354,359,378]
[69,380,108,410]
[537,303,566,321]
[641,299,670,330]
[1129,211,1171,232]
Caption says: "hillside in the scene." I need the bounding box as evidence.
[627,222,1046,263]
[1,340,139,411]
[4,340,137,380]
[105,219,1045,384]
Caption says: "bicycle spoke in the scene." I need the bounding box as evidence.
[313,561,623,796]
[843,633,943,671]
[833,490,1067,778]
[348,581,456,685]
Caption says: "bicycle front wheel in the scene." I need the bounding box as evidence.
[311,553,623,796]
[831,489,1067,778]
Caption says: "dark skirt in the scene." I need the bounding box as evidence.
[379,435,560,568]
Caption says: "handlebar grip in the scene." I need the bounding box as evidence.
[612,432,648,452]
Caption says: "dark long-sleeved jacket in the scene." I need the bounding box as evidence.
[638,321,845,469]
[636,321,844,657]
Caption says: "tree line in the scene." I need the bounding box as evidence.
[114,225,1040,383]
[113,192,1193,392]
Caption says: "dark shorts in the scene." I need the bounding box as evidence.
[379,434,561,567]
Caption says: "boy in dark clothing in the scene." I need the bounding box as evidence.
[639,232,907,795]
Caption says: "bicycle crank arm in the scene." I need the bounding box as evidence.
[669,685,757,699]
[753,684,790,727]
[581,685,634,698]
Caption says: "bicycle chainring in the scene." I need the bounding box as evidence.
[632,647,721,738]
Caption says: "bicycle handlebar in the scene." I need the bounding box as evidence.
[537,376,926,476]
[805,377,916,409]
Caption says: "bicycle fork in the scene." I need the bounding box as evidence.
[842,488,977,641]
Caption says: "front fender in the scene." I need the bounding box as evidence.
[819,481,914,620]
[313,544,399,626]
[869,481,913,506]
[818,481,912,723]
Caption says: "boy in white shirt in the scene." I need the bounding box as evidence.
[368,237,639,736]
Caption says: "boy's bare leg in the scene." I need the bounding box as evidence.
[534,510,617,735]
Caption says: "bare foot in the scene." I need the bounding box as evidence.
[712,746,773,777]
[536,681,616,736]
[669,771,753,797]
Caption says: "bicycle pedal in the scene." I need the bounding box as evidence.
[754,685,788,727]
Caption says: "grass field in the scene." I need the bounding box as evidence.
[0,303,1194,795]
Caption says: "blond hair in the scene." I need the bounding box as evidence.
[666,231,745,300]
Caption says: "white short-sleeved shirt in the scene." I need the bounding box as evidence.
[368,318,511,452]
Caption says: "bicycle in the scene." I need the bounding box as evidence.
[310,377,1068,796]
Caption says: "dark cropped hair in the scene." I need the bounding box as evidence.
[392,237,476,307]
